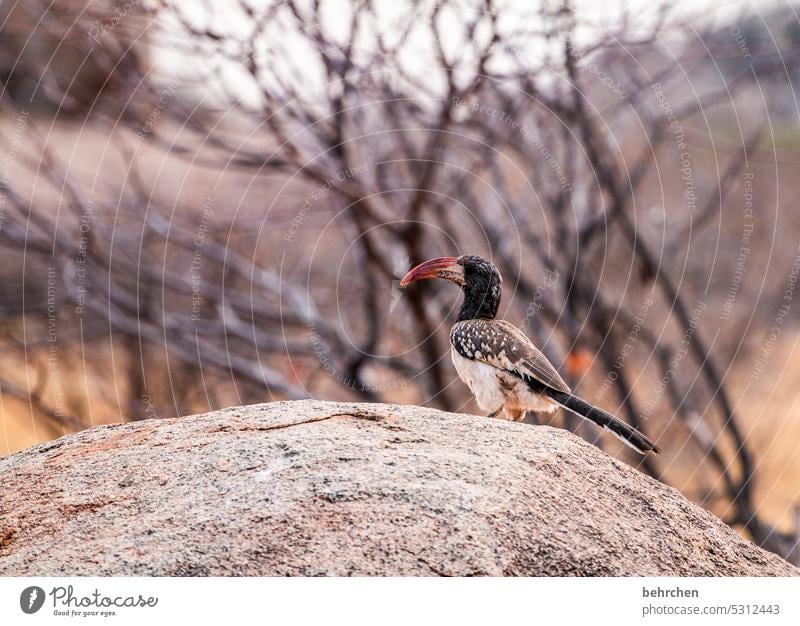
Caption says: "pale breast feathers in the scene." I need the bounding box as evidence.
[449,319,570,393]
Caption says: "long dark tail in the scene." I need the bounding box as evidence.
[546,389,660,455]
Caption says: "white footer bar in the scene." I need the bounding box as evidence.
[1,577,797,625]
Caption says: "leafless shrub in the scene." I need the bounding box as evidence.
[1,0,799,561]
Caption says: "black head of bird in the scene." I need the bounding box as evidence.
[399,253,660,455]
[399,255,502,322]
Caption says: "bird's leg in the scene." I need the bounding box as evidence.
[488,406,524,421]
[525,410,540,425]
[506,408,525,422]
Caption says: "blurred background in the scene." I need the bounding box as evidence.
[1,0,799,562]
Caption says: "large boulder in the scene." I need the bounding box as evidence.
[0,400,796,576]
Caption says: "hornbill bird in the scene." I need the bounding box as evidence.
[400,255,659,454]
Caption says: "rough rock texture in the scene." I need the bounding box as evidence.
[0,400,796,576]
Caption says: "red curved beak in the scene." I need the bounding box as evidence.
[400,256,465,287]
